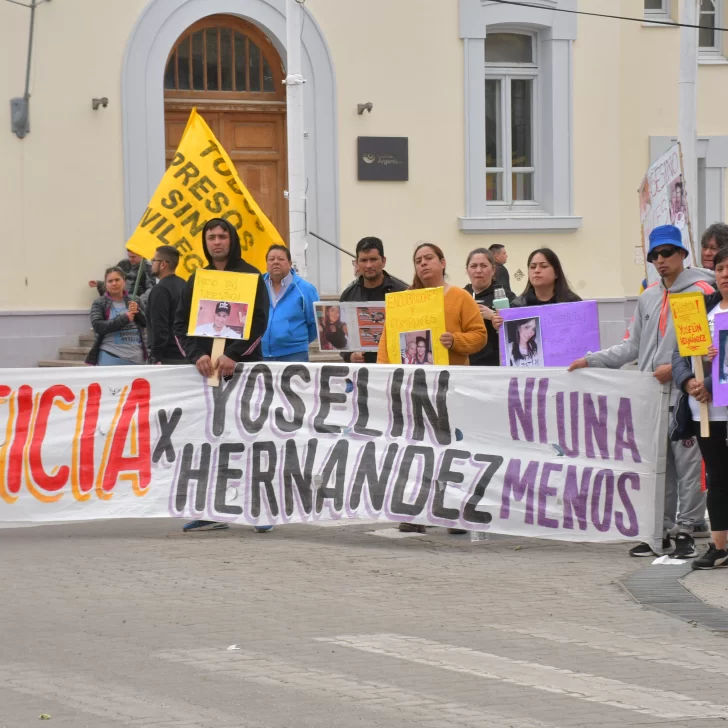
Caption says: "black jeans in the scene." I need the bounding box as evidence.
[694,421,728,532]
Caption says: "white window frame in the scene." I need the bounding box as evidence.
[485,32,539,209]
[699,0,725,61]
[459,0,581,233]
[643,0,671,22]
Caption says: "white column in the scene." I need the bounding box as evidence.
[285,0,308,279]
[678,0,700,263]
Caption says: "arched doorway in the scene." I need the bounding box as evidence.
[163,15,289,243]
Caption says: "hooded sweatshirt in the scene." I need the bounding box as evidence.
[173,219,270,364]
[585,268,715,388]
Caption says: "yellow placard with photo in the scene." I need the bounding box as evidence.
[188,269,259,340]
[385,287,448,366]
[669,291,711,356]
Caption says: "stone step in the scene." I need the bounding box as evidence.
[79,333,95,346]
[38,360,88,368]
[60,346,91,362]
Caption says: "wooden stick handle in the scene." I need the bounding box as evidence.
[693,355,710,438]
[207,337,226,388]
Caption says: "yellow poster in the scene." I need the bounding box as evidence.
[126,108,283,278]
[669,291,711,356]
[187,269,259,340]
[385,287,448,365]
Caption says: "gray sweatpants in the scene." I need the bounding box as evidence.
[664,436,706,534]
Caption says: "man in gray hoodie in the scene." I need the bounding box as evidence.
[569,225,714,559]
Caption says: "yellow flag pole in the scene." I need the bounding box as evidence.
[693,355,710,437]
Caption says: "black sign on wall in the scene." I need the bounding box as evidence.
[357,137,409,181]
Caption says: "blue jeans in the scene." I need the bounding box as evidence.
[97,350,139,366]
[264,351,309,363]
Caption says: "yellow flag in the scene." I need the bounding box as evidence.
[126,108,283,278]
[669,291,712,357]
[385,287,449,366]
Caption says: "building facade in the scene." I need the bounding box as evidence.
[1,0,727,365]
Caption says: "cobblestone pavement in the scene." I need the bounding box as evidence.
[2,520,728,728]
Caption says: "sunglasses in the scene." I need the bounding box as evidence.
[647,247,679,263]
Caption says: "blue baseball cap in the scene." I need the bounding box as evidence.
[647,225,689,259]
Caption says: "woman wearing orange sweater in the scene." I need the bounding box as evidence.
[377,242,487,366]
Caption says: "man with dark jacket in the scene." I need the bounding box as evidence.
[174,218,270,534]
[339,237,408,363]
[147,245,186,364]
[174,218,269,379]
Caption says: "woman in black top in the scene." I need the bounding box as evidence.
[463,248,515,366]
[512,248,581,307]
[321,305,349,350]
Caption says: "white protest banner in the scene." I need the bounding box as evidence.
[0,365,666,545]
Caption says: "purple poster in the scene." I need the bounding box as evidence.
[711,311,728,406]
[499,301,601,367]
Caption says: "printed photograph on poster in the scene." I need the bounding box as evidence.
[400,330,434,365]
[194,300,248,339]
[713,312,728,405]
[356,306,385,349]
[316,304,350,351]
[504,317,543,368]
[720,330,728,385]
[669,176,687,229]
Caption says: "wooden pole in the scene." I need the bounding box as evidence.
[693,355,710,437]
[207,338,225,388]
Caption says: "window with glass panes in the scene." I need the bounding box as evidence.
[644,0,670,17]
[485,33,536,204]
[699,0,723,55]
[164,19,284,98]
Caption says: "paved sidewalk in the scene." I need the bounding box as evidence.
[1,520,728,728]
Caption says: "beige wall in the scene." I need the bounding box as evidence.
[1,0,728,313]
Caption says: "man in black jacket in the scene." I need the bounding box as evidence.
[147,245,186,364]
[174,218,270,534]
[174,218,270,379]
[339,237,408,363]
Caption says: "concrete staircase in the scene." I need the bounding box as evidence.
[38,294,345,367]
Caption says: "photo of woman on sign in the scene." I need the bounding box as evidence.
[318,305,349,350]
[506,317,543,368]
[720,330,728,385]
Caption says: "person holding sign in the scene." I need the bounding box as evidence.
[339,238,408,363]
[174,217,270,534]
[377,242,486,366]
[262,244,319,362]
[672,248,728,569]
[569,225,713,559]
[464,248,515,367]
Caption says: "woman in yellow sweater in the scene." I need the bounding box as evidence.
[377,242,487,366]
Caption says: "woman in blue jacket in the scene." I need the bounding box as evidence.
[262,245,319,362]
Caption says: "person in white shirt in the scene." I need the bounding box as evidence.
[194,301,241,339]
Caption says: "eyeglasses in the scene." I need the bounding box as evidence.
[151,259,163,264]
[647,247,679,263]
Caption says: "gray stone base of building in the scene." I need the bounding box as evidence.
[0,298,639,368]
[0,310,92,368]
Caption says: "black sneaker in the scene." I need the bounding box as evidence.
[629,537,672,557]
[671,533,698,559]
[692,544,728,570]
